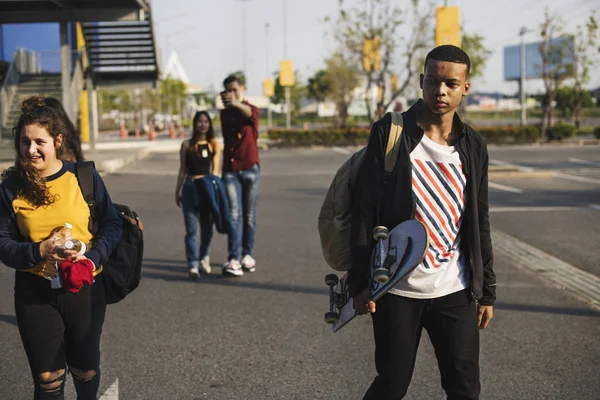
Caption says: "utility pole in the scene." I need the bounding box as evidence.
[519,27,530,128]
[283,0,291,128]
[265,23,272,129]
[235,0,253,77]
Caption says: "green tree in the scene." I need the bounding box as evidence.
[324,52,361,127]
[459,32,492,119]
[569,14,599,127]
[539,9,572,135]
[160,78,187,115]
[331,0,435,123]
[555,86,594,117]
[307,70,332,102]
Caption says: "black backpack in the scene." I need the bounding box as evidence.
[75,161,144,304]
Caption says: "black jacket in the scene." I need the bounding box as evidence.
[348,100,496,305]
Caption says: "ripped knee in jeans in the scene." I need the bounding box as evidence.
[35,369,66,397]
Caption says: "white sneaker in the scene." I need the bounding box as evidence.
[241,255,256,273]
[188,265,200,280]
[222,259,243,277]
[200,256,211,274]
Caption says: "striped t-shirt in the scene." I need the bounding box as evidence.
[390,134,469,299]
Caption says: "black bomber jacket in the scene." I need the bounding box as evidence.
[348,100,496,305]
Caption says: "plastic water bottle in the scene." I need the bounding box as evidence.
[63,238,86,254]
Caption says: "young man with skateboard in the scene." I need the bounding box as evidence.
[219,74,261,276]
[349,45,496,399]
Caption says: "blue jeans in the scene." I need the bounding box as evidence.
[181,177,213,266]
[223,164,260,261]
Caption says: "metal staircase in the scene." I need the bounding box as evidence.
[81,12,160,88]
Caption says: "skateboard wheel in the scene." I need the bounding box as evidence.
[324,311,339,324]
[373,268,390,283]
[373,226,389,241]
[325,273,339,287]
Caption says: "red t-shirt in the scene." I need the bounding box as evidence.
[220,101,260,172]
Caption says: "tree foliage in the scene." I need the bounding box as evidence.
[569,13,599,127]
[333,0,435,122]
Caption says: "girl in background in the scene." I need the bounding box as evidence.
[175,111,221,279]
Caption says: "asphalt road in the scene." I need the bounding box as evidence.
[1,145,599,399]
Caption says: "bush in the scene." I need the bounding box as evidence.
[267,125,541,147]
[475,126,540,144]
[546,123,577,141]
[594,127,600,139]
[267,128,370,147]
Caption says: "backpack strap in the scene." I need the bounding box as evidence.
[74,161,98,228]
[383,112,403,172]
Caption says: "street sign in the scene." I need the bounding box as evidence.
[435,6,461,47]
[279,60,295,87]
[263,78,274,97]
[363,37,381,71]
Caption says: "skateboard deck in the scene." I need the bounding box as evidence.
[324,220,429,333]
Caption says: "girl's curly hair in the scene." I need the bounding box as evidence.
[1,95,69,208]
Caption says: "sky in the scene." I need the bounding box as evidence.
[0,0,597,97]
[151,0,600,96]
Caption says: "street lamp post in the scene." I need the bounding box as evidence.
[283,0,291,129]
[265,23,272,129]
[519,27,530,128]
[235,0,253,77]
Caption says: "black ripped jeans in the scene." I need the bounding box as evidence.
[14,271,106,399]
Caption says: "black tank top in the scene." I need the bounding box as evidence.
[186,142,212,175]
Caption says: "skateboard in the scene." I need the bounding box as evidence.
[324,220,429,333]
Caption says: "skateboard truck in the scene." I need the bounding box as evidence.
[324,273,341,324]
[372,226,390,283]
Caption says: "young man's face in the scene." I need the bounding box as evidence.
[224,81,244,102]
[420,59,470,115]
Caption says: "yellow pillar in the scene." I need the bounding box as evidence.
[76,22,90,142]
[80,90,90,143]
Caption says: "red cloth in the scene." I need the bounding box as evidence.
[59,259,94,293]
[220,101,260,172]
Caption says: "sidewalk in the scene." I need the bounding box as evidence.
[0,137,262,174]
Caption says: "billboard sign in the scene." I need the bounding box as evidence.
[503,37,574,81]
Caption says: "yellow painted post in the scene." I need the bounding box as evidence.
[363,37,381,72]
[263,78,275,97]
[76,22,89,143]
[390,74,398,93]
[435,7,461,47]
[279,60,295,87]
[80,90,90,143]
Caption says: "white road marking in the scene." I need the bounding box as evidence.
[490,206,581,213]
[590,204,600,211]
[493,229,600,309]
[569,157,600,167]
[332,147,352,155]
[99,379,118,400]
[488,182,523,193]
[554,173,600,185]
[490,159,534,172]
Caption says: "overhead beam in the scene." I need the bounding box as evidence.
[48,0,65,8]
[0,9,140,23]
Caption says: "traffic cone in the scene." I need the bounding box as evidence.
[134,128,140,138]
[120,124,128,139]
[178,126,185,138]
[169,124,176,139]
[148,126,156,141]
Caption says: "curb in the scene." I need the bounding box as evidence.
[488,170,555,179]
[95,147,151,173]
[492,229,600,310]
